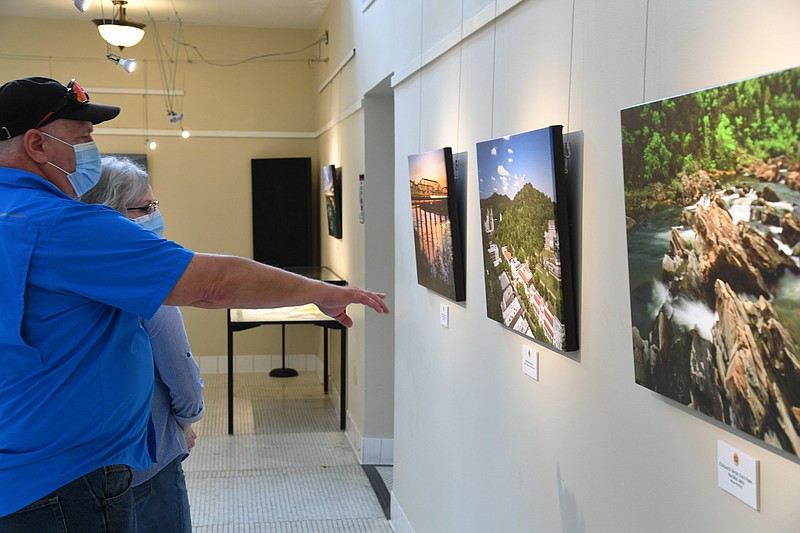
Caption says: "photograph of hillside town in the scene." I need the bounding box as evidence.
[622,65,800,456]
[476,126,572,351]
[408,147,465,301]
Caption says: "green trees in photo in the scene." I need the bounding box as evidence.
[493,183,555,260]
[621,66,800,192]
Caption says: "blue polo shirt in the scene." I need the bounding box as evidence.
[0,167,194,517]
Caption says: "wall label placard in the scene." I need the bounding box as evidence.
[717,440,759,510]
[522,345,538,381]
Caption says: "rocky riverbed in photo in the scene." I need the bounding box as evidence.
[628,161,800,456]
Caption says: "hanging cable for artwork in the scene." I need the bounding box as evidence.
[564,0,576,173]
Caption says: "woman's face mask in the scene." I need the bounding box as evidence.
[39,131,102,197]
[132,210,165,238]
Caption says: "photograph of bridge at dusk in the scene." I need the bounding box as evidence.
[408,147,465,301]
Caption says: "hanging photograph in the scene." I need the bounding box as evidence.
[359,174,365,224]
[323,164,342,238]
[407,147,466,301]
[476,126,577,352]
[621,65,800,457]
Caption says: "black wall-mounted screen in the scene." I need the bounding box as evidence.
[251,157,315,268]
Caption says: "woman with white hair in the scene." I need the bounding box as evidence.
[81,156,203,533]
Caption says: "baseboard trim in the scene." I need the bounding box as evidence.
[344,412,394,465]
[390,492,414,533]
[362,437,394,465]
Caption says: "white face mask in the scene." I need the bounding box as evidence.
[40,131,102,197]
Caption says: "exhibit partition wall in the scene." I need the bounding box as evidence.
[373,0,800,531]
[316,89,373,456]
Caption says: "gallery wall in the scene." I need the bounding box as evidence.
[314,0,800,531]
[317,115,370,441]
[3,1,800,530]
[314,0,398,451]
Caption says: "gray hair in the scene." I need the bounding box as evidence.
[80,156,150,214]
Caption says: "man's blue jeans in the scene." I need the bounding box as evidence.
[133,456,192,533]
[0,464,136,532]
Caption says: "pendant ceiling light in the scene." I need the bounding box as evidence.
[93,0,145,50]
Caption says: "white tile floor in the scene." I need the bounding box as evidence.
[184,372,393,532]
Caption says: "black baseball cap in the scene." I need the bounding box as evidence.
[0,77,120,140]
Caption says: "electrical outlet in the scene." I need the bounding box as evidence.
[439,304,449,328]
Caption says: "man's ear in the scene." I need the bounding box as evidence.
[23,129,49,164]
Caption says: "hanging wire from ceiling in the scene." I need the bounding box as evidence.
[137,0,328,127]
[171,32,329,67]
[143,59,156,149]
[139,0,185,126]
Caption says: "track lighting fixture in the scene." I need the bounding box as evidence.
[107,53,136,73]
[73,0,91,13]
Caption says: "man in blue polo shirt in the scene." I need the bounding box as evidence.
[0,77,389,532]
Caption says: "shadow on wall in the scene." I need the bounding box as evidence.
[557,464,587,533]
[654,391,800,467]
[563,130,584,364]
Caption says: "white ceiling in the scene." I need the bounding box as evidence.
[0,0,330,30]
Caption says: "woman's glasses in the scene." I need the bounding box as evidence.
[127,200,159,215]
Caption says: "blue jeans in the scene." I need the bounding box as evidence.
[0,464,136,532]
[133,456,192,533]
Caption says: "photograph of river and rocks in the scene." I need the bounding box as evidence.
[621,65,800,457]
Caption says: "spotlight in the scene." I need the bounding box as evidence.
[107,53,136,73]
[73,0,91,12]
[146,139,157,150]
[181,128,190,139]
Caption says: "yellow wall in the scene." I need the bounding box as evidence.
[0,16,325,357]
[312,0,398,443]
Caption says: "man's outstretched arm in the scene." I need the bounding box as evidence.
[163,253,389,327]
